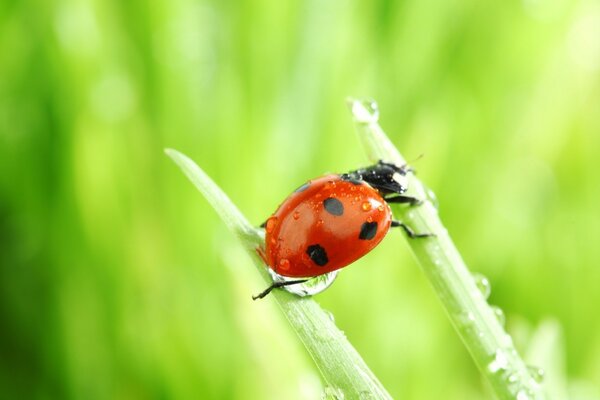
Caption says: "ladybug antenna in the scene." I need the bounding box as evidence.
[407,153,424,165]
[394,154,424,175]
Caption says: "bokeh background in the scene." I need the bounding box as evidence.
[1,0,600,398]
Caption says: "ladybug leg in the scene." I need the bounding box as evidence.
[391,220,435,238]
[255,247,269,265]
[385,195,423,206]
[252,279,309,300]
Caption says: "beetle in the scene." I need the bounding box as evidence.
[254,160,432,299]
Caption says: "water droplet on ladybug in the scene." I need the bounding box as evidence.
[279,258,290,271]
[265,217,277,233]
[377,205,385,212]
[361,201,372,211]
[366,216,373,223]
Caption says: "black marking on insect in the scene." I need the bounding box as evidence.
[306,244,329,266]
[323,197,344,216]
[295,182,310,192]
[339,174,364,185]
[358,221,378,240]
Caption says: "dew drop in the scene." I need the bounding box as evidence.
[326,311,336,323]
[488,349,508,373]
[472,272,491,299]
[490,305,506,327]
[361,201,372,211]
[457,311,475,326]
[425,187,439,210]
[350,98,380,124]
[278,258,290,271]
[265,216,277,233]
[377,205,385,212]
[269,269,339,297]
[527,365,545,384]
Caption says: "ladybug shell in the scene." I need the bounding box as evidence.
[263,174,392,278]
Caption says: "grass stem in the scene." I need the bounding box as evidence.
[165,148,392,400]
[348,98,547,400]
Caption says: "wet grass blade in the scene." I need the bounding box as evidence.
[348,98,548,400]
[165,148,392,400]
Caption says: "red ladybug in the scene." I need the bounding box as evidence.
[254,161,432,299]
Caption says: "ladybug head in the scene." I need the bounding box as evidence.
[342,160,409,195]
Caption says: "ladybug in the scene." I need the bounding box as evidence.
[253,160,433,300]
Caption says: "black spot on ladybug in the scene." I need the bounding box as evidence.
[323,198,344,216]
[358,221,378,240]
[295,182,310,192]
[306,244,328,266]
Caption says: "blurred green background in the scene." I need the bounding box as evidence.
[1,0,600,398]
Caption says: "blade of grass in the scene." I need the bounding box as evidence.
[348,99,547,400]
[165,148,392,400]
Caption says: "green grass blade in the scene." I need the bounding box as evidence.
[165,148,393,400]
[348,99,548,400]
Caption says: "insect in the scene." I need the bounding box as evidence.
[253,160,433,300]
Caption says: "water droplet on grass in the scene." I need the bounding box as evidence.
[457,311,475,326]
[490,305,506,327]
[350,99,379,123]
[472,272,491,299]
[425,187,439,209]
[326,310,336,323]
[269,269,339,297]
[527,365,545,384]
[488,349,509,373]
